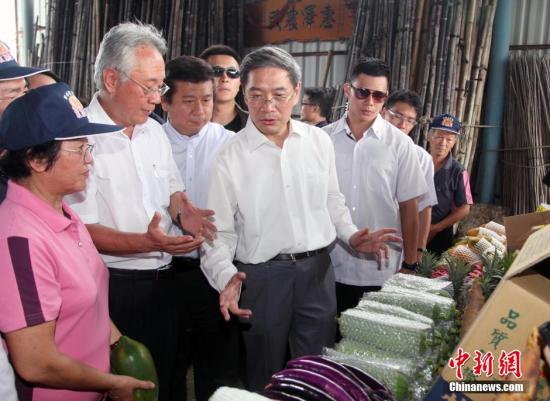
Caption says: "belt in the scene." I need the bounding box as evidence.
[108,265,173,280]
[270,247,328,262]
[172,256,200,271]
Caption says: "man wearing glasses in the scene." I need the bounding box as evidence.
[201,46,400,391]
[426,113,473,255]
[382,90,438,262]
[324,58,428,315]
[300,87,334,128]
[200,45,248,132]
[66,23,215,401]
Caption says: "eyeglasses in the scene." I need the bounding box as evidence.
[350,84,387,103]
[246,93,294,107]
[212,66,240,79]
[0,87,28,102]
[301,102,317,107]
[429,133,457,143]
[386,108,418,126]
[61,143,94,162]
[120,71,170,97]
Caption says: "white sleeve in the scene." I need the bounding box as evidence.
[325,138,358,244]
[396,140,429,203]
[200,157,239,292]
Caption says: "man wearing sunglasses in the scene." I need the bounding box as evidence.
[324,58,428,315]
[200,45,248,132]
[382,90,438,262]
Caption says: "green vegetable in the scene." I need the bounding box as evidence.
[110,336,159,401]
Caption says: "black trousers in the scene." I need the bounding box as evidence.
[171,257,239,401]
[108,267,178,401]
[237,251,337,392]
[427,226,454,256]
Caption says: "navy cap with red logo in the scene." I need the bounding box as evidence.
[0,82,122,150]
[429,113,461,135]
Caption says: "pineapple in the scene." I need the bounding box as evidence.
[416,250,440,278]
[444,256,473,309]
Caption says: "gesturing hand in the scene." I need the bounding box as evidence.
[176,193,217,241]
[146,212,203,254]
[219,272,252,322]
[349,227,402,260]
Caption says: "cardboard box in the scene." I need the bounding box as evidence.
[425,224,550,401]
[503,210,550,252]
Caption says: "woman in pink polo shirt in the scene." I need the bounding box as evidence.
[0,83,155,401]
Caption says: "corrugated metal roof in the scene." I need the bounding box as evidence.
[510,0,550,55]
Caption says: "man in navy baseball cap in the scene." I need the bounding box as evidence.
[0,82,122,150]
[0,40,50,118]
[426,113,472,255]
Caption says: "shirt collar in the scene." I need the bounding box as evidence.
[6,181,76,233]
[442,154,454,170]
[244,118,306,152]
[164,120,209,144]
[87,92,148,137]
[333,113,384,141]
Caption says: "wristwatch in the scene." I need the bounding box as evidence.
[401,261,418,272]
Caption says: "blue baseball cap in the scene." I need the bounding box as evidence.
[0,40,49,81]
[429,113,461,135]
[0,82,123,150]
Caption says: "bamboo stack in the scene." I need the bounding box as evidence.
[331,0,497,173]
[32,0,242,103]
[501,53,550,214]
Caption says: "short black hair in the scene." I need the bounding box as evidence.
[199,44,241,64]
[350,57,390,87]
[163,56,214,103]
[385,89,422,118]
[303,87,335,118]
[0,141,61,180]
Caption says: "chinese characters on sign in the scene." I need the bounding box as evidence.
[244,0,356,46]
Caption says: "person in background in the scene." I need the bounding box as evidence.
[65,22,215,401]
[201,46,400,391]
[382,89,438,261]
[300,87,334,128]
[160,55,237,401]
[199,44,248,131]
[0,82,153,401]
[426,113,473,255]
[324,58,427,315]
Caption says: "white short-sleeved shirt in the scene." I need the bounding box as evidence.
[0,346,17,401]
[416,145,438,211]
[164,121,234,257]
[66,94,185,270]
[324,114,428,286]
[201,118,358,292]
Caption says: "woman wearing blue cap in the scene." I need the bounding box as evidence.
[0,82,155,401]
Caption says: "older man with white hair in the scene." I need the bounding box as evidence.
[66,22,215,401]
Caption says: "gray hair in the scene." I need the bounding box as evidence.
[240,46,302,88]
[94,22,167,90]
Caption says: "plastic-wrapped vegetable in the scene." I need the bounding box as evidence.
[323,348,414,401]
[338,309,432,358]
[356,300,435,328]
[367,287,457,322]
[382,273,453,298]
[210,386,273,401]
[264,378,335,401]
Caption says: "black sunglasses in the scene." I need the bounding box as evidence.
[350,84,387,103]
[212,66,240,79]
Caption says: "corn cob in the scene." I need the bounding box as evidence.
[338,309,432,358]
[367,287,457,322]
[384,273,453,298]
[356,299,435,327]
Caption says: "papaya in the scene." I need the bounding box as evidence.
[110,335,159,401]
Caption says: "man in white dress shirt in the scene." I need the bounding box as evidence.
[201,46,400,391]
[66,23,215,401]
[324,58,428,315]
[382,89,438,261]
[161,55,236,401]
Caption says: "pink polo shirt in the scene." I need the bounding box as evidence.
[0,181,110,401]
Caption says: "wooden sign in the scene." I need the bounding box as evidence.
[243,0,356,46]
